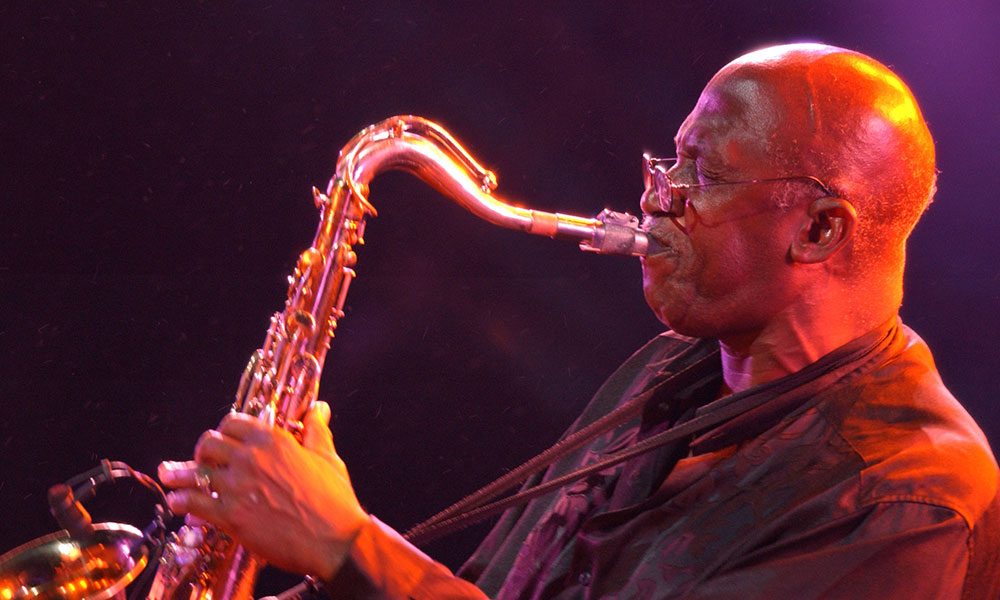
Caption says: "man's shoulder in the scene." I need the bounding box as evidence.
[827,325,999,527]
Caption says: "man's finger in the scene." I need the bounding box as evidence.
[194,429,240,466]
[217,412,274,444]
[159,461,228,495]
[302,401,335,453]
[159,460,200,488]
[166,489,226,524]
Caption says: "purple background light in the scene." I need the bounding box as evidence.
[2,1,997,591]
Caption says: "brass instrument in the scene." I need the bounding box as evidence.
[1,116,649,600]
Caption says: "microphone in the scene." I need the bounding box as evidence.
[48,483,96,541]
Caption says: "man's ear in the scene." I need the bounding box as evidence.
[790,197,857,264]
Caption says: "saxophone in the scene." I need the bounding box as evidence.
[0,116,650,600]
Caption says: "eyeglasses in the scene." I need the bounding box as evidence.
[643,154,836,217]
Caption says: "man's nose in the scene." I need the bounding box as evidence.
[641,190,690,236]
[642,189,687,226]
[640,187,660,216]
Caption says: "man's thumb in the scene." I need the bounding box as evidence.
[302,400,335,452]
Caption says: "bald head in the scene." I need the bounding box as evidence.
[705,43,936,265]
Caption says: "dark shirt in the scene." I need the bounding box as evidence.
[332,321,1000,599]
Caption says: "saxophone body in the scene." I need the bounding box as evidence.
[141,116,650,600]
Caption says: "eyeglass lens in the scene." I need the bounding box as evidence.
[644,158,684,217]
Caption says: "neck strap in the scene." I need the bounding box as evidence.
[404,347,719,544]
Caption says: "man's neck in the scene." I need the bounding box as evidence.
[717,307,895,394]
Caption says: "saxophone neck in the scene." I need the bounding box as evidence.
[333,116,649,257]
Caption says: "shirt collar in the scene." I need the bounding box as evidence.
[689,317,905,454]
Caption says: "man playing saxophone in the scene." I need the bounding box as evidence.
[158,43,1000,598]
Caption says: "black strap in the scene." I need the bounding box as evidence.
[403,348,719,544]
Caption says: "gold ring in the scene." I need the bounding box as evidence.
[193,469,219,499]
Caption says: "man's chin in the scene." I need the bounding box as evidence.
[653,306,720,339]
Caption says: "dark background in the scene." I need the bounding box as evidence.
[2,0,998,593]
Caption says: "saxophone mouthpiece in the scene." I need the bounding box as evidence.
[580,209,650,257]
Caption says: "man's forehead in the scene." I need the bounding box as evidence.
[674,74,783,155]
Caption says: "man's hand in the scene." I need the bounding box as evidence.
[158,401,369,581]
